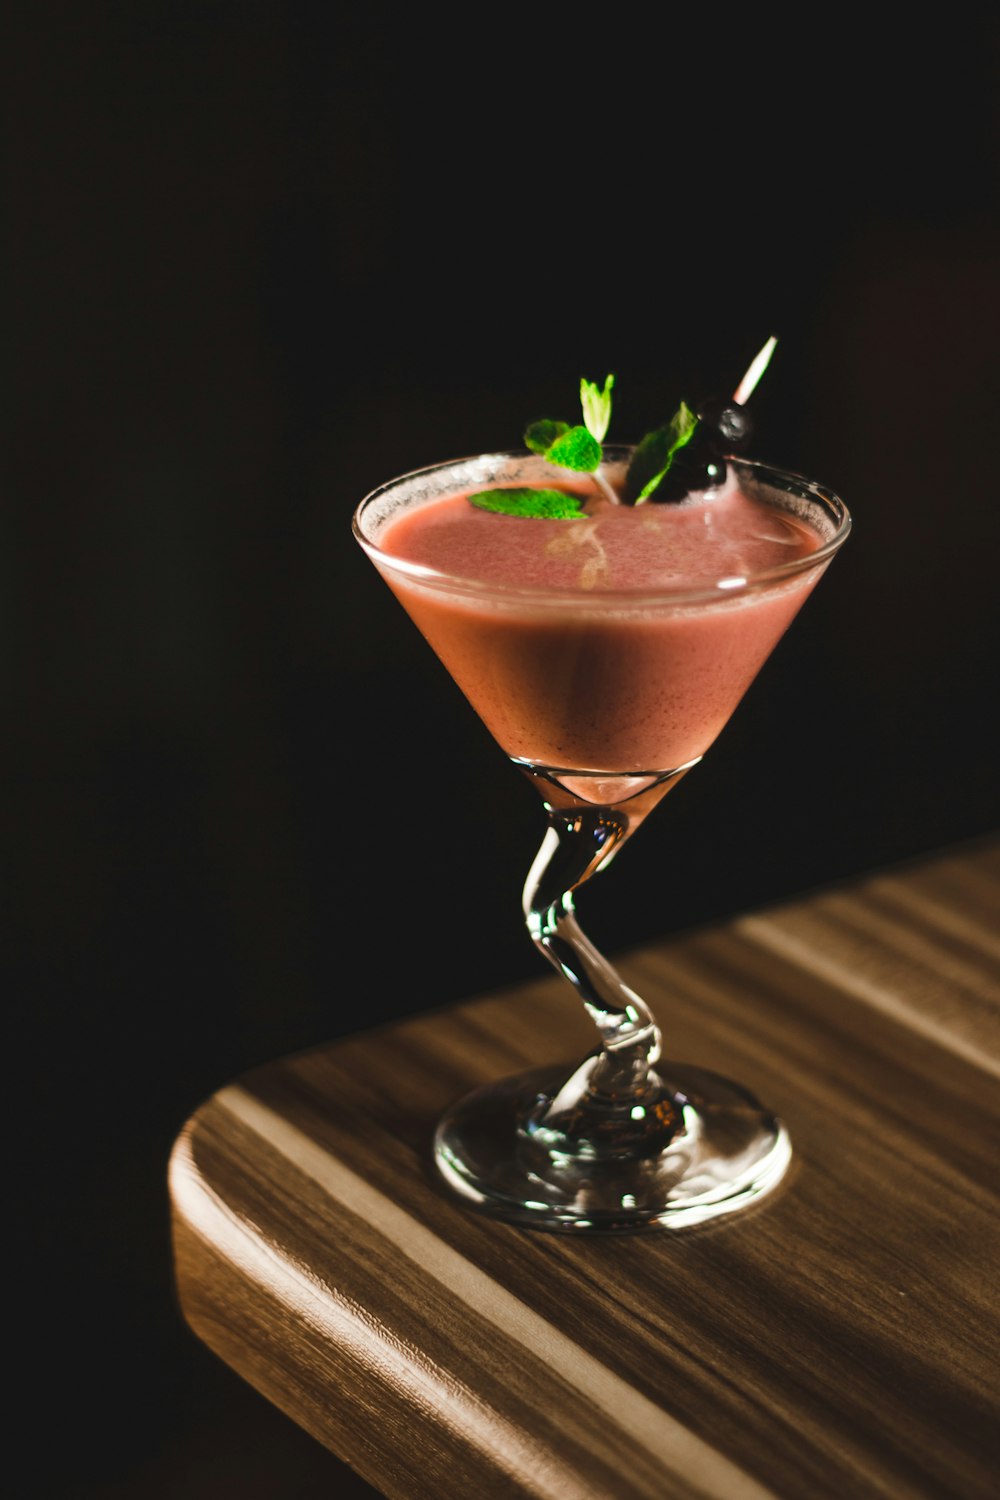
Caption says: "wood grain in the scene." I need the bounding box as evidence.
[170,837,1000,1499]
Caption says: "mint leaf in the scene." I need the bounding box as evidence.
[580,373,614,442]
[668,399,698,451]
[544,425,602,472]
[468,487,586,519]
[624,425,673,502]
[524,418,570,455]
[627,401,699,503]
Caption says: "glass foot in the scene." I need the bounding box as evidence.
[434,1060,791,1232]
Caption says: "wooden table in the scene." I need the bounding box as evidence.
[170,837,1000,1500]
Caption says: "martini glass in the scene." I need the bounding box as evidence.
[353,448,850,1231]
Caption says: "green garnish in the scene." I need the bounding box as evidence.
[468,487,587,520]
[465,342,777,517]
[469,374,617,518]
[524,373,614,475]
[524,419,570,455]
[544,425,602,473]
[626,401,699,504]
[579,374,614,443]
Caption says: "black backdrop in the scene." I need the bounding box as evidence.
[7,7,1000,1496]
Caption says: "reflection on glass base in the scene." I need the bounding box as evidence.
[434,1060,791,1233]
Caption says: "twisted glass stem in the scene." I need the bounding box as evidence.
[523,814,661,1095]
[432,755,790,1227]
[518,761,699,1104]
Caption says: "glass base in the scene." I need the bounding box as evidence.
[434,1060,791,1233]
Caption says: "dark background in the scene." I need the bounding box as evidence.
[6,6,999,1496]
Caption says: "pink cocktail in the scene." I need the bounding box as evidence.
[354,445,850,1231]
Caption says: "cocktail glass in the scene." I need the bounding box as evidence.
[353,447,850,1231]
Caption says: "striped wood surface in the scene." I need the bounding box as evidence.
[170,836,1000,1500]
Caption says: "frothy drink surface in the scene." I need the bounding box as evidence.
[382,482,817,593]
[375,478,827,781]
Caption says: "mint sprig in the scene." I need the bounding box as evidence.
[525,373,614,474]
[469,374,617,519]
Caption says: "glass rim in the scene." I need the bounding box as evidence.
[352,446,852,609]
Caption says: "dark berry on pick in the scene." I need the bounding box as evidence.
[696,396,754,451]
